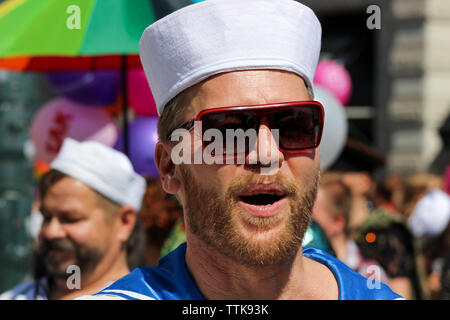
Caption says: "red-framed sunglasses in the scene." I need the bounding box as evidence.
[167,101,324,156]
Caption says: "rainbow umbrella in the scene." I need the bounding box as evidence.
[0,0,157,155]
[0,0,155,70]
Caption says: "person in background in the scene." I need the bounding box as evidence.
[0,138,146,300]
[382,172,406,213]
[404,173,450,299]
[401,172,444,219]
[313,172,390,285]
[421,222,450,299]
[139,178,183,265]
[372,176,400,213]
[330,138,427,300]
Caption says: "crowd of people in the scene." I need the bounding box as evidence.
[1,0,449,300]
[140,147,450,300]
[2,135,449,300]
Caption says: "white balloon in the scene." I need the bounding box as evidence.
[314,85,348,170]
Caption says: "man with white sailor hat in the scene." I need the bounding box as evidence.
[89,0,402,300]
[0,138,146,300]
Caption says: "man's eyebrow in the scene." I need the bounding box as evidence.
[39,207,77,217]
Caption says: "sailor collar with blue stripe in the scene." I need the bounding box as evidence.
[93,242,402,300]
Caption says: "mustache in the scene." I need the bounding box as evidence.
[38,238,77,254]
[227,172,299,199]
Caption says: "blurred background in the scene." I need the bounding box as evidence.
[0,0,449,298]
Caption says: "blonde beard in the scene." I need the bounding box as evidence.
[180,165,319,268]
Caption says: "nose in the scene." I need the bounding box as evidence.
[40,217,66,240]
[246,118,284,173]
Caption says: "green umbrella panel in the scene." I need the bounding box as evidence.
[0,0,156,57]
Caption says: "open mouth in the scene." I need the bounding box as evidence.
[239,193,285,206]
[237,184,288,218]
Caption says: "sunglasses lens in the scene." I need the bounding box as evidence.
[198,104,322,157]
[201,112,256,156]
[273,107,321,150]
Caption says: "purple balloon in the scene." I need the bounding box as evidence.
[114,116,160,178]
[46,71,121,106]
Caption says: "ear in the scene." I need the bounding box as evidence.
[155,141,181,194]
[116,205,137,243]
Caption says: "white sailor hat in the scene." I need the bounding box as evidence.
[50,138,147,211]
[139,0,322,115]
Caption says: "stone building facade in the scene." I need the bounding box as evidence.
[305,0,450,174]
[389,0,450,173]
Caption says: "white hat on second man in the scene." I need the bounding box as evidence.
[50,138,146,211]
[139,0,322,115]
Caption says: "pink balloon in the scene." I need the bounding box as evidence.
[313,60,353,106]
[127,69,158,116]
[30,98,119,164]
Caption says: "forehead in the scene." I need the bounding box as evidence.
[42,176,97,212]
[185,70,311,117]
